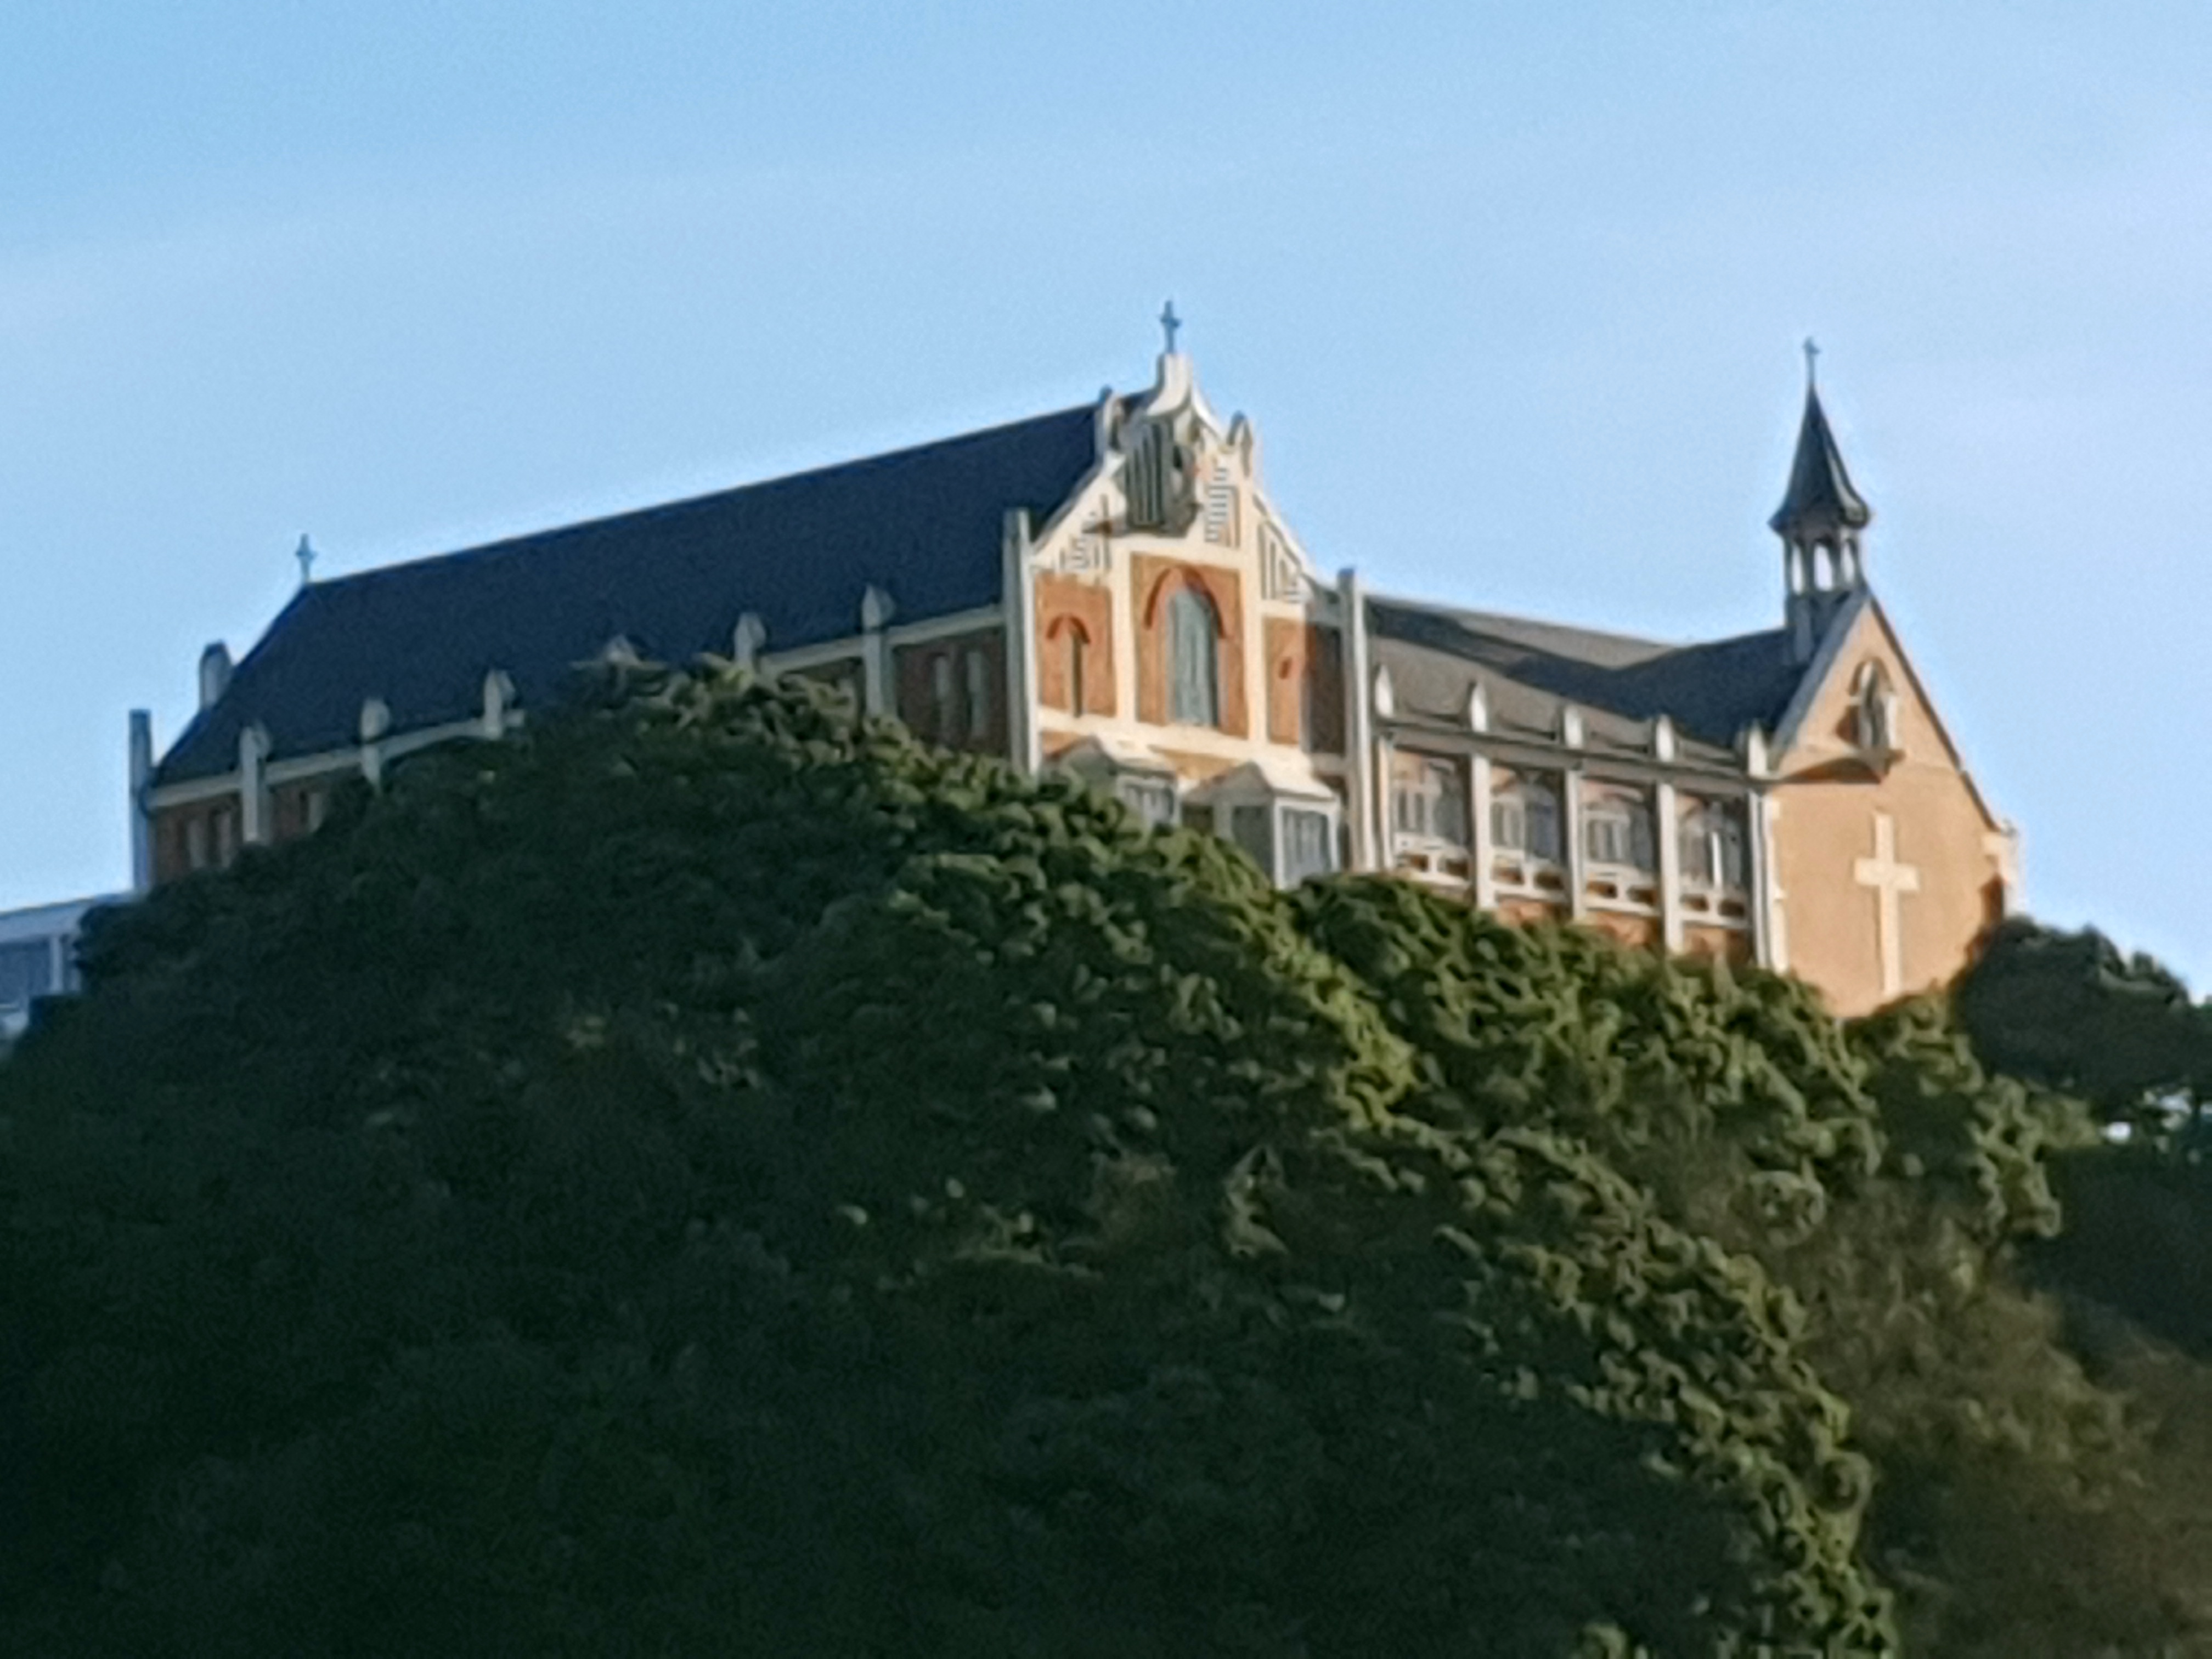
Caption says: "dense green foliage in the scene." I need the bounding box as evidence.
[1957,915,2212,1134]
[4,671,2211,1654]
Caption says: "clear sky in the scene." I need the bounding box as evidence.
[5,3,2209,984]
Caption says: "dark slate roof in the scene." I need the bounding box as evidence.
[157,402,1107,783]
[1768,386,1871,537]
[1367,597,1808,759]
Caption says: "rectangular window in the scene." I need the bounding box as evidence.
[1391,752,1468,845]
[1491,795,1525,853]
[1582,788,1655,871]
[185,814,210,871]
[930,654,955,738]
[1229,803,1273,872]
[1280,807,1336,885]
[306,787,330,833]
[1492,772,1564,864]
[1678,799,1748,890]
[964,648,991,740]
[0,942,54,1009]
[1116,775,1179,828]
[214,807,239,867]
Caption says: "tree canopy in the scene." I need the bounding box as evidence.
[4,669,2209,1655]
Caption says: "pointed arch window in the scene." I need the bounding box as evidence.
[1850,661,1900,759]
[1167,585,1221,728]
[1048,617,1092,715]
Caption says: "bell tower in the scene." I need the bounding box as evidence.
[1771,341,1872,663]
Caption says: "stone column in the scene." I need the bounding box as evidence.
[860,586,894,718]
[127,710,154,894]
[1339,569,1376,872]
[238,724,270,846]
[1655,779,1683,952]
[1751,791,1785,972]
[1564,768,1588,921]
[1469,751,1496,911]
[1003,511,1040,772]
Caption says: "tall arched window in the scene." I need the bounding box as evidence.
[1048,618,1091,715]
[1167,585,1221,727]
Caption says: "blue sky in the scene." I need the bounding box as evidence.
[5,3,2210,983]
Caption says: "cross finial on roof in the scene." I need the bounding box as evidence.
[295,533,317,586]
[1160,299,1182,355]
[1803,336,1820,390]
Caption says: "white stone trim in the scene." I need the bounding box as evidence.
[1340,569,1377,872]
[1564,766,1589,920]
[887,606,1002,646]
[238,725,270,845]
[1752,791,1785,972]
[127,710,154,894]
[1004,510,1040,772]
[1469,752,1497,910]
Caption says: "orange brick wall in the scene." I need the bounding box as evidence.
[1035,574,1116,716]
[1683,924,1755,966]
[1262,617,1304,744]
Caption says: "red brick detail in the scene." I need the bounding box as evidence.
[1262,617,1304,744]
[1035,574,1115,716]
[1132,556,1246,737]
[1683,925,1754,966]
[1494,897,1566,929]
[1581,911,1661,950]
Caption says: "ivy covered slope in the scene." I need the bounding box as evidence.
[0,667,2153,1655]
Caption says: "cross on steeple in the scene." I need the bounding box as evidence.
[1159,300,1182,355]
[295,534,317,586]
[1803,336,1820,389]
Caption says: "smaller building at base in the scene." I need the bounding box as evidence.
[0,895,122,1045]
[131,339,2018,1018]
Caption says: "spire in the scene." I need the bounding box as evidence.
[1768,373,1871,540]
[1770,347,1873,663]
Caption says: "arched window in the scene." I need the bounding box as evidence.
[1850,661,1899,756]
[1048,618,1091,715]
[1167,585,1221,727]
[1582,785,1655,872]
[1491,771,1563,864]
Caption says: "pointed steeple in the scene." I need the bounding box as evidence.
[1769,382,1871,541]
[1771,344,1872,663]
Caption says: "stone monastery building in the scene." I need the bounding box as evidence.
[137,334,2017,1017]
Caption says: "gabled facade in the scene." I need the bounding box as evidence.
[132,341,2016,1015]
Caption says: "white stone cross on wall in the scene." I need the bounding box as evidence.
[1853,811,1922,999]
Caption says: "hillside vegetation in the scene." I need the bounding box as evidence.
[4,670,2210,1656]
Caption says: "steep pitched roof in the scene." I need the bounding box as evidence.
[157,402,1105,784]
[1768,386,1871,538]
[1367,596,1809,760]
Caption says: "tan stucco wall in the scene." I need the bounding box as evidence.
[1772,606,2005,1016]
